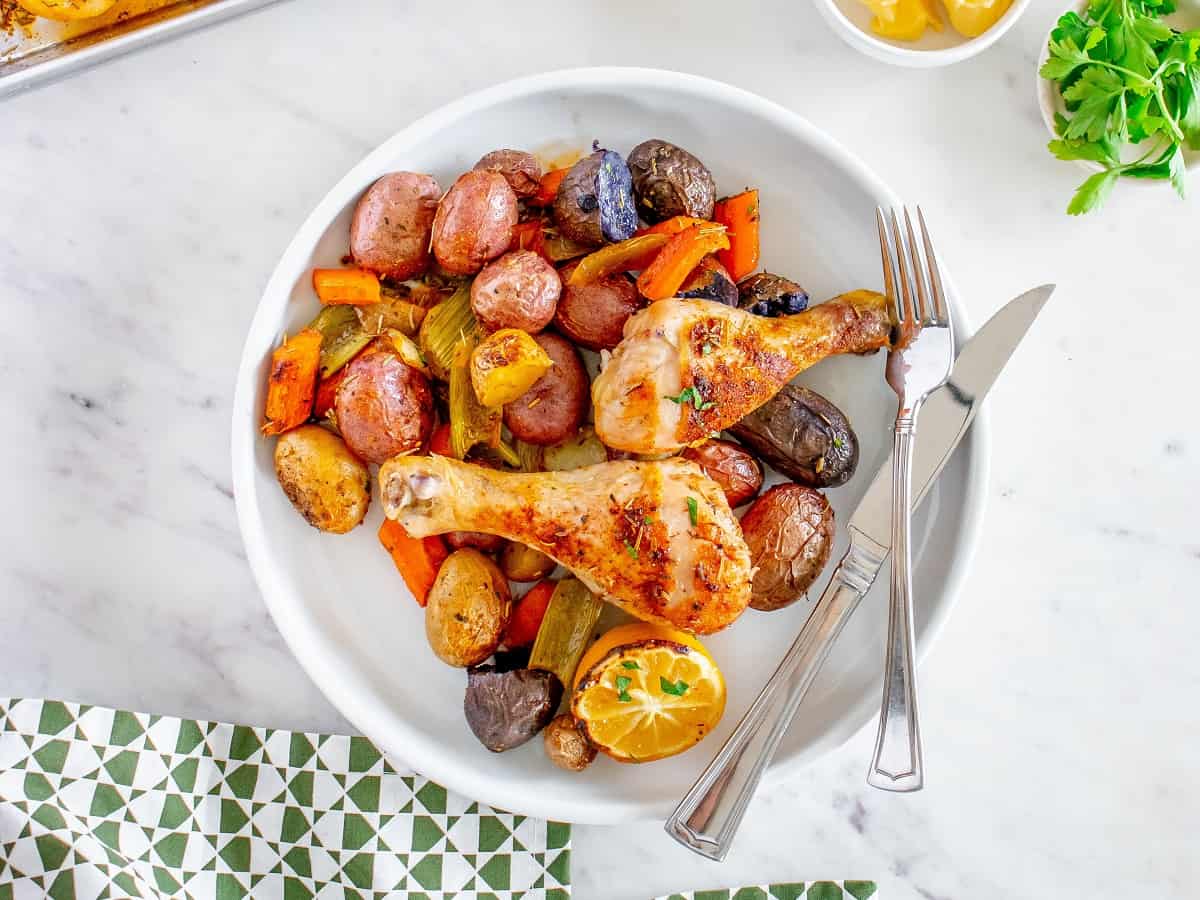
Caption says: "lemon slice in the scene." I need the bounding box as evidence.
[571,623,725,763]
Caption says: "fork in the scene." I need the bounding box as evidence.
[866,207,955,793]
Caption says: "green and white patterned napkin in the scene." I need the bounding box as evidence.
[654,884,877,900]
[0,698,570,899]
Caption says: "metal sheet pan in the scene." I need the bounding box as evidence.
[1,0,280,99]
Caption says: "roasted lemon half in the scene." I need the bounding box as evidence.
[17,0,118,22]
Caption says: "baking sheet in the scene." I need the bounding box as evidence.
[1,0,280,98]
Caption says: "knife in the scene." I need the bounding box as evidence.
[665,284,1055,861]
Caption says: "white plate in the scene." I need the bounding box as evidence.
[232,68,988,824]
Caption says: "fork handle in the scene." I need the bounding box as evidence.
[665,529,888,860]
[867,421,925,792]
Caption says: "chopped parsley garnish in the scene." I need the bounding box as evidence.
[615,675,633,702]
[701,342,715,356]
[686,496,699,527]
[621,660,640,670]
[659,677,689,696]
[624,541,639,560]
[664,386,716,412]
[643,515,653,525]
[832,435,846,449]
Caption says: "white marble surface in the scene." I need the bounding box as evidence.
[2,1,1198,897]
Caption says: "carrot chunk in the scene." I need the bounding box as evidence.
[713,190,760,281]
[635,225,730,301]
[378,520,449,607]
[313,268,382,305]
[261,329,322,436]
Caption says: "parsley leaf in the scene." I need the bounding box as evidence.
[1067,169,1120,215]
[664,386,716,412]
[624,541,639,560]
[659,677,689,696]
[615,675,633,703]
[621,660,640,670]
[686,496,699,527]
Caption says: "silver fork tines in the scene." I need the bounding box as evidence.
[868,205,955,793]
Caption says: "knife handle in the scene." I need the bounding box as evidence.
[664,531,888,861]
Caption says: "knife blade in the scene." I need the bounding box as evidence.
[666,283,1055,861]
[850,283,1054,548]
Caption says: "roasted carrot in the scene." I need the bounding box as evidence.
[313,268,382,305]
[568,233,669,286]
[530,167,569,206]
[261,329,322,436]
[713,190,760,281]
[635,224,730,301]
[504,579,557,648]
[509,219,551,262]
[378,520,449,607]
[634,216,719,238]
[313,367,346,419]
[428,422,453,456]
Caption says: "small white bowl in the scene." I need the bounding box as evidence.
[1036,0,1200,179]
[812,0,1032,67]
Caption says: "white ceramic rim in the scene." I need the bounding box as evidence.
[811,0,1032,67]
[231,67,991,823]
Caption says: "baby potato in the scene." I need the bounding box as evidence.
[474,149,543,198]
[349,172,441,281]
[739,484,835,611]
[334,344,435,465]
[470,328,554,407]
[502,332,588,446]
[470,250,562,334]
[273,425,370,534]
[553,261,642,351]
[431,171,518,275]
[681,439,764,508]
[16,0,116,20]
[426,549,512,667]
[500,542,557,583]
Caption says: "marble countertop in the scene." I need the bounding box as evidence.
[2,0,1198,897]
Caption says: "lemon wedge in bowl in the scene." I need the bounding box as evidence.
[571,622,726,764]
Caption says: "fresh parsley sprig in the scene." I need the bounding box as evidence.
[1040,0,1200,214]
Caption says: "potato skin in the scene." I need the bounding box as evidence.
[500,542,557,582]
[474,150,542,198]
[470,250,561,333]
[502,332,589,446]
[431,171,518,274]
[627,139,716,223]
[739,485,834,611]
[543,714,596,771]
[553,150,640,247]
[273,425,370,534]
[426,549,512,667]
[350,172,441,280]
[445,531,505,552]
[681,439,764,508]
[334,345,434,465]
[553,261,643,351]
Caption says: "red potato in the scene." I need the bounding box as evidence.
[739,484,835,611]
[474,150,543,198]
[470,250,562,334]
[431,171,518,274]
[445,530,506,552]
[350,172,441,280]
[503,332,588,446]
[681,439,764,508]
[334,345,435,464]
[552,260,643,351]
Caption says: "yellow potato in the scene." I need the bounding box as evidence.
[273,425,370,534]
[425,549,511,667]
[17,0,118,21]
[469,328,552,408]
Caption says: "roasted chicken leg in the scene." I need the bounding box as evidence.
[380,455,753,635]
[592,290,890,454]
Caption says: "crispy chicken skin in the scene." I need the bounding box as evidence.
[592,290,890,454]
[380,456,752,635]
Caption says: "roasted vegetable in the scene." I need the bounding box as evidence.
[335,344,435,464]
[261,329,322,436]
[449,340,502,459]
[681,439,763,508]
[310,304,375,379]
[378,520,449,607]
[474,149,543,198]
[739,484,834,611]
[312,268,382,305]
[470,250,562,334]
[713,189,760,281]
[637,215,719,237]
[542,714,596,772]
[504,579,557,648]
[444,530,505,552]
[16,0,117,21]
[384,330,430,377]
[552,149,637,246]
[274,425,370,533]
[530,167,569,207]
[432,171,518,274]
[503,332,589,446]
[500,542,557,582]
[627,139,717,223]
[543,427,608,471]
[554,261,643,351]
[528,578,604,689]
[356,293,430,337]
[350,172,441,280]
[737,272,809,317]
[508,219,551,262]
[542,230,593,263]
[464,666,563,752]
[635,224,730,301]
[677,256,738,306]
[729,383,858,488]
[470,328,553,408]
[418,281,480,381]
[426,548,511,667]
[566,233,669,286]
